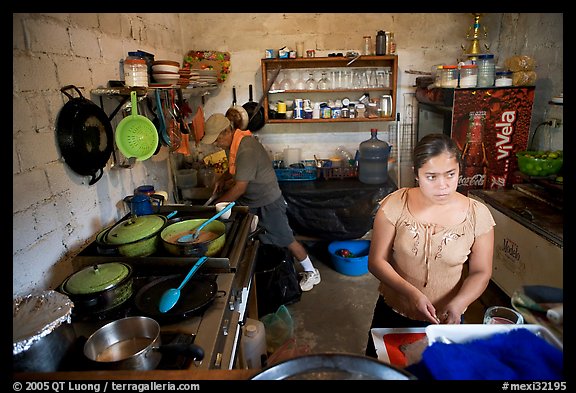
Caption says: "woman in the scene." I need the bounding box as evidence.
[365,133,495,358]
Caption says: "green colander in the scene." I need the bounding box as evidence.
[115,90,159,161]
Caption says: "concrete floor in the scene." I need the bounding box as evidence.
[282,239,511,357]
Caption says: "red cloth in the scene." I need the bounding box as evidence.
[192,106,205,144]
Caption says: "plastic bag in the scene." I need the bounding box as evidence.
[266,337,311,366]
[261,305,294,353]
[505,55,536,72]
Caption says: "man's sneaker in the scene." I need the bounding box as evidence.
[300,268,321,292]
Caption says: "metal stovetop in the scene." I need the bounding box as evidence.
[68,204,260,370]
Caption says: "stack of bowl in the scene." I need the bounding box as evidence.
[151,60,180,86]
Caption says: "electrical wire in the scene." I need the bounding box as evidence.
[529,121,552,150]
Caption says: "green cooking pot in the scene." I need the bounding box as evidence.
[161,219,226,257]
[104,215,167,257]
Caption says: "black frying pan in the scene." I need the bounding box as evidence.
[243,84,265,132]
[56,85,114,185]
[134,274,218,323]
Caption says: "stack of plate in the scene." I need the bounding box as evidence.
[192,68,218,86]
[151,60,180,86]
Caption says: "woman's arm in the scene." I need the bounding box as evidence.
[368,203,440,324]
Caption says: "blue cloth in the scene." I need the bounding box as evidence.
[419,328,563,380]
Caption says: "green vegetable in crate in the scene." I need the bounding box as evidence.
[337,249,355,258]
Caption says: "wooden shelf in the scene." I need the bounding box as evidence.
[261,56,398,125]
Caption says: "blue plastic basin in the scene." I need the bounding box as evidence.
[328,240,371,276]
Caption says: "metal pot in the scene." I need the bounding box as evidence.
[83,316,204,370]
[56,85,114,185]
[104,214,167,257]
[13,290,76,372]
[58,262,134,314]
[160,219,226,257]
[251,353,416,380]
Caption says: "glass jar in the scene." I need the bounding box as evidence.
[124,58,148,87]
[459,64,478,88]
[495,71,513,87]
[363,36,373,56]
[477,54,495,88]
[440,65,459,88]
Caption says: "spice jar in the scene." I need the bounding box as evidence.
[477,54,495,88]
[459,64,478,88]
[440,65,459,88]
[124,58,148,87]
[495,71,513,87]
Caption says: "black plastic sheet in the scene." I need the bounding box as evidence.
[279,178,397,240]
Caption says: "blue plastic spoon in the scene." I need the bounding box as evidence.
[158,256,208,313]
[177,201,235,243]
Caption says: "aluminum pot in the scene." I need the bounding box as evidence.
[160,219,226,257]
[58,262,133,314]
[13,290,76,372]
[83,316,204,370]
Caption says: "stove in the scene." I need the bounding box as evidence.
[68,205,259,370]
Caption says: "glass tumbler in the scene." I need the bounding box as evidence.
[483,306,524,325]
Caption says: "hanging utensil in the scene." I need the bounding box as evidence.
[177,201,235,243]
[225,86,249,130]
[155,89,170,146]
[114,91,158,161]
[158,256,208,313]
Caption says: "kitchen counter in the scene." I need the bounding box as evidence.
[14,369,257,380]
[279,177,397,240]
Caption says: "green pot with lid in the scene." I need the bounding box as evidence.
[103,215,167,257]
[59,262,133,314]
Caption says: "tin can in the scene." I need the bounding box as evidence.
[294,107,304,119]
[265,49,274,59]
[306,49,315,58]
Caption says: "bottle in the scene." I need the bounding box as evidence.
[358,129,391,184]
[363,36,373,56]
[375,30,387,55]
[240,318,267,369]
[387,32,396,55]
[477,54,495,87]
[459,111,488,192]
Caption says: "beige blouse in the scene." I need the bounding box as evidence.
[377,188,496,317]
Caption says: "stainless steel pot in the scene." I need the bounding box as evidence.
[251,353,416,380]
[83,316,204,370]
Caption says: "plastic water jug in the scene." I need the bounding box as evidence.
[358,128,391,184]
[240,318,267,369]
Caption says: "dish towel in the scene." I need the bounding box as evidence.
[418,328,563,380]
[192,106,205,144]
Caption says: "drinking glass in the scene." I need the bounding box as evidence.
[305,72,317,90]
[317,72,330,90]
[483,306,524,324]
[279,72,293,90]
[294,71,307,90]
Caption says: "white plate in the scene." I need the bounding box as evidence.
[425,324,563,351]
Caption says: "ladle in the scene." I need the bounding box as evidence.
[158,256,208,313]
[177,201,235,243]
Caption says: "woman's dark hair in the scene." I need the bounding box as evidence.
[413,133,462,177]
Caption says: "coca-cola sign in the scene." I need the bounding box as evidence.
[451,87,535,194]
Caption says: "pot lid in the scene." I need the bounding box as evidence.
[106,215,166,244]
[64,263,131,294]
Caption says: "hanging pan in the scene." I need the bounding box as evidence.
[115,91,159,161]
[56,85,114,185]
[243,84,265,132]
[225,86,249,130]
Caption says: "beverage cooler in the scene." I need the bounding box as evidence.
[416,86,535,194]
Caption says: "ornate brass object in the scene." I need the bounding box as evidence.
[461,13,490,60]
